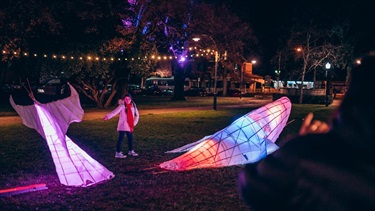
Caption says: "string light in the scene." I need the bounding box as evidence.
[1,47,218,63]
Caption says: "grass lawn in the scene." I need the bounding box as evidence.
[0,95,272,116]
[0,97,338,210]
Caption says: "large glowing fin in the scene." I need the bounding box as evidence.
[159,97,291,171]
[10,84,114,187]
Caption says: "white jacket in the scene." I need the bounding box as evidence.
[105,102,139,131]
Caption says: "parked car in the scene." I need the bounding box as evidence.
[97,83,112,94]
[128,84,143,95]
[227,89,241,97]
[185,87,207,96]
[1,82,22,94]
[162,88,173,95]
[37,78,70,96]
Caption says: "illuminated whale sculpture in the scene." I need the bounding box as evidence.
[9,83,114,187]
[159,96,292,171]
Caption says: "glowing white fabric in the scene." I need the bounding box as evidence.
[159,97,292,171]
[9,84,114,187]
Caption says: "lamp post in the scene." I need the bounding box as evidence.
[276,51,282,90]
[251,60,257,92]
[240,63,244,99]
[241,60,257,95]
[324,62,331,107]
[193,35,219,110]
[213,51,218,110]
[251,60,257,65]
[275,70,281,89]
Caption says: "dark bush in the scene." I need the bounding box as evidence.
[273,93,333,105]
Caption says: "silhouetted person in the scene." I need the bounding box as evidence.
[239,52,375,210]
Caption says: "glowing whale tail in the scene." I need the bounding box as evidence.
[10,83,114,187]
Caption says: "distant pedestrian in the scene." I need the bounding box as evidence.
[103,93,139,158]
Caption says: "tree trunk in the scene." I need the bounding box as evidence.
[346,67,352,85]
[170,60,187,101]
[298,71,306,104]
[313,68,316,89]
[222,68,228,96]
[103,90,117,108]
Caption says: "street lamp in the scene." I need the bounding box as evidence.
[275,69,281,89]
[193,35,219,110]
[213,51,219,110]
[324,62,331,107]
[325,62,331,70]
[251,59,257,74]
[240,63,244,99]
[240,60,257,96]
[276,51,282,90]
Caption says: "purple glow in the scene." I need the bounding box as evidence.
[122,18,133,29]
[128,0,137,6]
[178,56,186,63]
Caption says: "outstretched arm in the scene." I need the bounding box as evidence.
[103,104,123,121]
[299,112,329,136]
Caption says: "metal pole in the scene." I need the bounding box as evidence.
[325,70,329,107]
[277,52,281,90]
[197,34,218,110]
[213,51,218,110]
[278,52,281,90]
[240,64,243,99]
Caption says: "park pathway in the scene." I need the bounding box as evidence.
[0,98,342,126]
[0,98,274,126]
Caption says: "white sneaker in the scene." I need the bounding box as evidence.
[128,150,138,156]
[115,152,126,158]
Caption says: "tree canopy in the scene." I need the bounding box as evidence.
[1,0,258,106]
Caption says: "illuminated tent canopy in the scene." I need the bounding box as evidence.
[159,97,292,171]
[10,83,114,187]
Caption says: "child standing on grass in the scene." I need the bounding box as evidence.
[103,93,139,158]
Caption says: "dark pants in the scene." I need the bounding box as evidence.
[116,131,133,153]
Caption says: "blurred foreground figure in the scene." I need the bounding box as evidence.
[239,53,375,210]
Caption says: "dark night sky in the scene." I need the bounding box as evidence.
[222,0,375,75]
